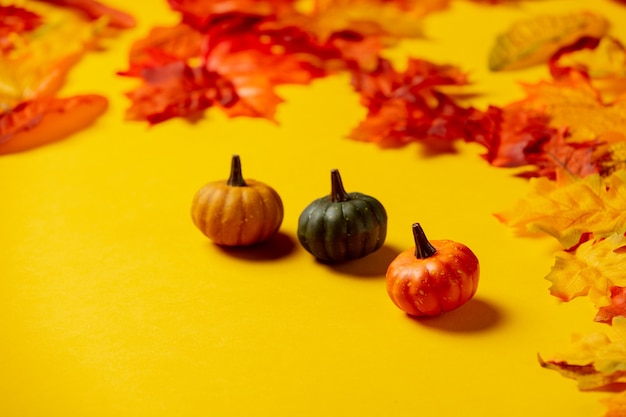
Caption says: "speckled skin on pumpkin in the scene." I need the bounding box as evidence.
[297,169,387,263]
[386,224,480,316]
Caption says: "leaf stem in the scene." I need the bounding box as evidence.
[329,169,350,202]
[413,223,437,259]
[227,154,247,187]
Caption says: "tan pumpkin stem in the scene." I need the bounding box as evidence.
[227,154,247,187]
[412,223,437,259]
[329,169,350,202]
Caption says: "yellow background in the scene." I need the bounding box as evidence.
[2,1,625,416]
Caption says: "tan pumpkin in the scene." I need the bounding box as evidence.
[191,155,284,246]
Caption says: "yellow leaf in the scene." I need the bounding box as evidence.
[496,169,626,248]
[514,72,626,144]
[540,317,626,390]
[546,233,626,305]
[488,11,609,71]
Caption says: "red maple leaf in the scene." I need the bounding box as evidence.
[348,57,497,147]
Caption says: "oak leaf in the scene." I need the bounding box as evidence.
[495,169,626,249]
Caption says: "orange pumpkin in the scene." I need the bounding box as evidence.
[191,155,284,246]
[386,223,480,316]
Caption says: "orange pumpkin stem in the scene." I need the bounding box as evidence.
[227,154,247,187]
[329,169,350,202]
[412,223,437,259]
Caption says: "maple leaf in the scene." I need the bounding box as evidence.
[551,36,626,103]
[483,72,626,178]
[495,169,626,249]
[124,62,237,123]
[348,57,499,147]
[271,0,444,42]
[539,317,626,390]
[512,72,626,144]
[596,286,626,324]
[545,233,626,306]
[167,0,297,33]
[519,128,605,180]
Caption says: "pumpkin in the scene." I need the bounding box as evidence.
[297,169,387,262]
[191,155,284,246]
[386,223,480,316]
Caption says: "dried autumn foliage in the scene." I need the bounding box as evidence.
[482,42,626,179]
[347,57,498,146]
[120,0,459,125]
[540,318,626,416]
[488,11,609,71]
[0,1,134,154]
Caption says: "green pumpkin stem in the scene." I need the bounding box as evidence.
[329,169,350,202]
[412,223,437,259]
[227,155,247,187]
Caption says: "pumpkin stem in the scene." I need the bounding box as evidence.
[227,154,247,187]
[329,169,350,202]
[412,223,437,259]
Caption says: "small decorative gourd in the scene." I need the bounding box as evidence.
[386,223,480,316]
[191,155,284,246]
[297,169,387,262]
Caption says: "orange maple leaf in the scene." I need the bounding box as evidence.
[496,169,626,249]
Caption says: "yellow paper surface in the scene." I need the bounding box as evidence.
[2,1,626,416]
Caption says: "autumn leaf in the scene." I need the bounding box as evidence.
[540,317,626,390]
[0,94,108,154]
[482,71,626,178]
[545,233,626,306]
[596,286,626,324]
[0,5,43,54]
[496,169,626,249]
[0,1,107,109]
[551,36,626,103]
[38,0,136,28]
[347,57,497,147]
[488,11,609,71]
[266,0,446,44]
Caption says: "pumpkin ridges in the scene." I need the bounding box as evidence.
[204,187,229,244]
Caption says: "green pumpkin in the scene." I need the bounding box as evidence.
[297,169,387,262]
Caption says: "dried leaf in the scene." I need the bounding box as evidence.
[0,95,108,154]
[347,57,496,147]
[495,169,626,249]
[489,11,609,71]
[0,2,107,109]
[545,233,626,306]
[483,72,626,178]
[540,317,626,390]
[596,286,626,324]
[551,36,626,102]
[0,5,43,54]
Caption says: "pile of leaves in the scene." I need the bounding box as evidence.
[0,0,134,154]
[119,2,626,415]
